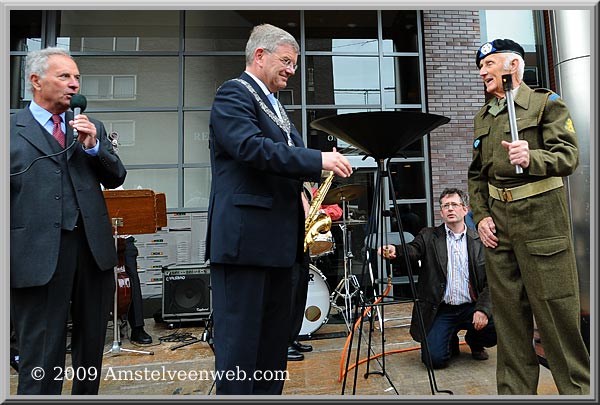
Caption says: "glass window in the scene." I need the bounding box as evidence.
[306,56,381,106]
[185,10,300,52]
[305,11,378,52]
[74,56,179,108]
[10,10,43,51]
[184,168,212,210]
[382,10,419,53]
[389,161,426,199]
[92,112,179,165]
[57,10,180,52]
[382,56,421,105]
[122,168,179,208]
[390,203,428,237]
[184,111,211,165]
[184,56,247,107]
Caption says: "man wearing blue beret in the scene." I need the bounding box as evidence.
[468,38,589,395]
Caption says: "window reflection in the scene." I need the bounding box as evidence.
[185,10,300,51]
[305,10,378,52]
[75,57,179,108]
[123,168,179,208]
[382,10,419,53]
[92,112,178,165]
[58,10,180,51]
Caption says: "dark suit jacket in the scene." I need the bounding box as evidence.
[10,108,127,288]
[392,224,491,342]
[206,72,322,268]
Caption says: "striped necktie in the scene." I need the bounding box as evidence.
[51,114,65,148]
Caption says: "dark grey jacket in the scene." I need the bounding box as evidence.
[392,223,491,342]
[10,107,126,288]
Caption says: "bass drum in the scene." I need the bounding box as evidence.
[300,264,331,336]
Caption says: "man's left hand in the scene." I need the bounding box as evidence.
[70,114,97,149]
[472,310,489,331]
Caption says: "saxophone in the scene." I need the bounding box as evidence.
[304,171,335,253]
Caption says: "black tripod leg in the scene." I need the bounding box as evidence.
[386,158,452,395]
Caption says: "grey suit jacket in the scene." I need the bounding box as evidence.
[10,107,127,288]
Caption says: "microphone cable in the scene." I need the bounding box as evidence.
[12,95,89,177]
[10,139,79,177]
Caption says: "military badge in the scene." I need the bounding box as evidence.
[474,139,481,149]
[564,118,575,133]
[479,42,493,56]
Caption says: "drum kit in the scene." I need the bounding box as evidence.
[300,183,367,336]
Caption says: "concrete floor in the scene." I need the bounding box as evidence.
[8,302,561,398]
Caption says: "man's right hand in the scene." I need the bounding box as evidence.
[377,245,397,260]
[477,216,498,248]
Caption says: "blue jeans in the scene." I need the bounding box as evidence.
[422,302,497,368]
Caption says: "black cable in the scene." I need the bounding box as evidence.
[10,140,78,177]
[158,331,198,344]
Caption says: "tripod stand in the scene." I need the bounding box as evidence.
[103,189,166,357]
[310,110,452,395]
[104,219,154,356]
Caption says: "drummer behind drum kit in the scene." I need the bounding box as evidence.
[300,183,367,336]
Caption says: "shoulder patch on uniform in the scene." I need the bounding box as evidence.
[549,93,560,101]
[565,118,575,133]
[474,139,480,149]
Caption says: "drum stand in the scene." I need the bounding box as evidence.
[329,196,366,332]
[104,219,154,357]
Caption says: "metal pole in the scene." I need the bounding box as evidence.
[502,74,523,174]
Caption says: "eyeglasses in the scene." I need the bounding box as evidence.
[441,202,464,211]
[275,56,298,71]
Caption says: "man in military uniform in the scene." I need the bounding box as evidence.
[467,38,589,394]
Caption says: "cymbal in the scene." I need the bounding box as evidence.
[323,184,366,205]
[332,219,367,226]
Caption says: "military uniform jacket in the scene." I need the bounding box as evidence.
[393,224,491,342]
[467,82,578,226]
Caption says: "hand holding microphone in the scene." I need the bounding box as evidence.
[69,94,97,148]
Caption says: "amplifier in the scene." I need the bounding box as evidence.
[162,265,211,322]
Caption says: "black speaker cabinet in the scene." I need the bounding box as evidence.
[162,265,211,322]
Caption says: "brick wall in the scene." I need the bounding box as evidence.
[422,10,484,215]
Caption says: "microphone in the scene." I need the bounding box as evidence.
[69,94,87,139]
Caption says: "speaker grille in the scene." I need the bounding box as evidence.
[162,266,211,321]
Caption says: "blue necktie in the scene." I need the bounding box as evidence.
[267,93,281,119]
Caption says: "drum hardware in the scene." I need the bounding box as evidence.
[332,219,367,226]
[328,193,366,332]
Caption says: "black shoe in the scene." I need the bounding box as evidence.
[287,346,304,361]
[130,327,153,344]
[292,340,313,353]
[471,348,489,361]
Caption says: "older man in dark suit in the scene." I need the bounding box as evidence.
[206,24,352,395]
[10,47,126,395]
